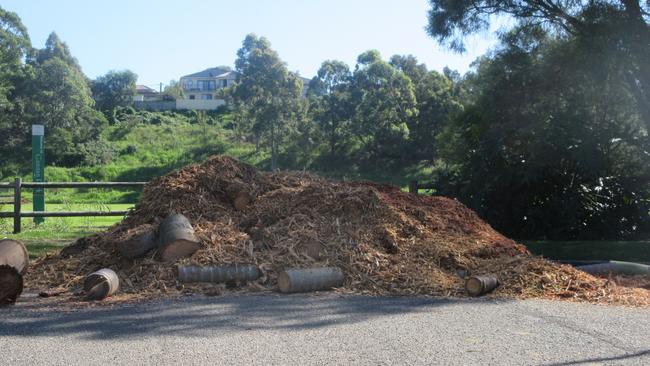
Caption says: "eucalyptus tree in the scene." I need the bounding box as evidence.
[231,34,303,170]
[0,5,31,163]
[308,60,353,155]
[91,70,138,112]
[390,55,462,162]
[426,0,650,134]
[349,50,417,161]
[435,27,650,239]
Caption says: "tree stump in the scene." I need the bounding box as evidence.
[84,268,119,300]
[0,239,29,275]
[157,213,201,261]
[278,267,344,293]
[0,264,23,305]
[465,276,499,296]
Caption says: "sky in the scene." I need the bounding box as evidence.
[2,0,497,89]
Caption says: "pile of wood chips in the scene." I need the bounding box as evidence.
[25,156,650,306]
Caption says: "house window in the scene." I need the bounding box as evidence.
[183,80,193,90]
[189,95,195,100]
[201,94,213,100]
[197,80,216,91]
[221,79,228,88]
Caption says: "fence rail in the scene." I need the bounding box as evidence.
[0,178,146,233]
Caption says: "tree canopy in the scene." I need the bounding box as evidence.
[426,0,650,134]
[231,34,303,170]
[91,70,137,112]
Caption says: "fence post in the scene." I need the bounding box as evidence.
[13,177,21,234]
[408,180,418,195]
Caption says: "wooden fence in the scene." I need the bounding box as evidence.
[0,178,146,233]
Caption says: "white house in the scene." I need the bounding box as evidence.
[179,67,236,101]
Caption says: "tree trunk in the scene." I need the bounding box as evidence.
[465,276,499,296]
[271,121,278,171]
[157,213,201,261]
[84,268,119,301]
[0,239,29,275]
[0,265,23,305]
[178,265,260,283]
[278,267,344,293]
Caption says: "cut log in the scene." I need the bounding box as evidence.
[84,268,119,300]
[0,239,29,274]
[157,213,201,261]
[278,267,344,293]
[0,264,23,305]
[178,264,260,283]
[117,230,156,258]
[465,276,499,296]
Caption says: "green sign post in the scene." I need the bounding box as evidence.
[32,124,45,224]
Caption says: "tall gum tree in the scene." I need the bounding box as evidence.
[231,34,302,170]
[426,0,650,134]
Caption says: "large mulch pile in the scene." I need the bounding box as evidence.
[25,156,650,306]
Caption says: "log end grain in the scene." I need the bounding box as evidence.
[465,276,499,297]
[157,214,201,261]
[83,269,119,301]
[158,239,202,262]
[0,264,23,305]
[277,271,292,293]
[0,239,29,275]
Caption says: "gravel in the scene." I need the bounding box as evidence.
[0,294,648,365]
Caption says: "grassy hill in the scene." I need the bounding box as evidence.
[0,109,430,249]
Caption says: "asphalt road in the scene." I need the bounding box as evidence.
[0,293,648,365]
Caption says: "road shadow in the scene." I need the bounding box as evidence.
[0,294,507,340]
[543,348,650,365]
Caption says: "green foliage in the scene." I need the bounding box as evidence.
[350,53,417,161]
[0,6,30,109]
[91,70,137,112]
[434,27,650,240]
[33,32,82,71]
[231,34,304,170]
[426,0,650,132]
[390,55,463,161]
[0,6,31,166]
[0,17,108,170]
[162,79,184,100]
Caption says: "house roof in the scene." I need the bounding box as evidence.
[181,67,233,79]
[136,85,158,94]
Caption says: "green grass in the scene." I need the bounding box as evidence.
[2,113,268,204]
[1,203,133,258]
